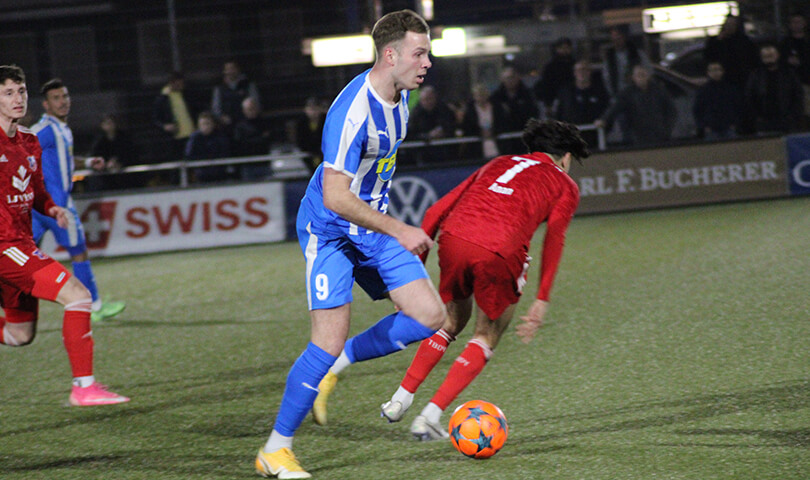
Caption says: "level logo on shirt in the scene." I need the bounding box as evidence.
[12,165,30,193]
[376,153,396,182]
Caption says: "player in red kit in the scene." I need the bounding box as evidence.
[379,118,589,439]
[0,65,128,406]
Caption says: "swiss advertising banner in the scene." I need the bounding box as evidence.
[39,182,286,259]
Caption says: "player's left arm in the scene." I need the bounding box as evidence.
[517,190,579,343]
[323,167,433,256]
[419,164,490,262]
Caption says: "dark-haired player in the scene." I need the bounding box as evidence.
[0,65,128,406]
[376,118,590,439]
[30,78,125,322]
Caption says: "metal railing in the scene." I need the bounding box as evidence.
[73,124,606,191]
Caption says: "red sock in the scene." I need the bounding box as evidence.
[62,305,94,378]
[401,329,454,393]
[0,315,5,344]
[430,339,492,410]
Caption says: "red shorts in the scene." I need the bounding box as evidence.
[436,233,528,320]
[0,241,71,323]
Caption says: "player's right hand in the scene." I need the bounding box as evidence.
[516,299,548,344]
[48,206,69,229]
[396,224,434,256]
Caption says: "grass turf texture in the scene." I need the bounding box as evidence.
[1,197,808,479]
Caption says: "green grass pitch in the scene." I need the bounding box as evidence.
[1,197,808,479]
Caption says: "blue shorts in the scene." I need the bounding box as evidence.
[297,212,428,311]
[32,206,87,257]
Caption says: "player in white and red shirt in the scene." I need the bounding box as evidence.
[381,118,590,440]
[0,65,128,407]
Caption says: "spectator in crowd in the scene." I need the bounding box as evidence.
[534,37,576,112]
[185,111,232,182]
[552,59,610,147]
[491,66,539,133]
[600,25,650,97]
[779,11,810,130]
[408,85,458,165]
[595,65,676,147]
[232,96,273,180]
[491,65,539,153]
[294,96,327,174]
[744,43,805,134]
[89,114,138,172]
[153,71,195,162]
[87,114,141,190]
[534,37,576,113]
[693,62,744,141]
[460,83,509,159]
[210,60,260,131]
[409,85,457,141]
[780,12,810,84]
[232,96,271,157]
[704,14,759,88]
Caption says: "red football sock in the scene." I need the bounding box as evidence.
[62,303,94,378]
[401,329,454,393]
[430,339,492,410]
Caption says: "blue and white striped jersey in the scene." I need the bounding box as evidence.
[301,69,410,236]
[30,114,74,207]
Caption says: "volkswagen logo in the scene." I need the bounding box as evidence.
[387,176,439,226]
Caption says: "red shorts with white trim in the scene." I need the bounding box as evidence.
[436,233,527,320]
[0,241,71,323]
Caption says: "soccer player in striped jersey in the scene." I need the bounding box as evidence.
[380,119,590,440]
[255,9,445,479]
[0,65,128,406]
[30,79,126,323]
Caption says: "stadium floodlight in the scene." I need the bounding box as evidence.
[431,28,466,57]
[311,35,374,67]
[643,1,739,34]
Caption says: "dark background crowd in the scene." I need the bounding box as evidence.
[3,0,808,188]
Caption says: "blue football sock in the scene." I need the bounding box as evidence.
[72,260,99,303]
[345,311,437,364]
[273,342,336,437]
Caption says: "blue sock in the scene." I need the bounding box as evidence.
[345,312,437,364]
[273,342,336,436]
[72,260,99,303]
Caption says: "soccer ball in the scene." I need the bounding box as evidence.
[448,400,508,459]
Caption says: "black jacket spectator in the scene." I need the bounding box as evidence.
[534,37,575,110]
[704,15,759,88]
[490,66,539,137]
[744,45,805,134]
[693,63,744,139]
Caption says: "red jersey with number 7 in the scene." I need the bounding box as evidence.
[0,126,55,243]
[421,152,579,301]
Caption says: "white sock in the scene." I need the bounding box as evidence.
[391,386,414,410]
[329,350,352,375]
[73,375,95,388]
[2,325,21,346]
[421,402,443,424]
[91,299,103,312]
[264,429,293,453]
